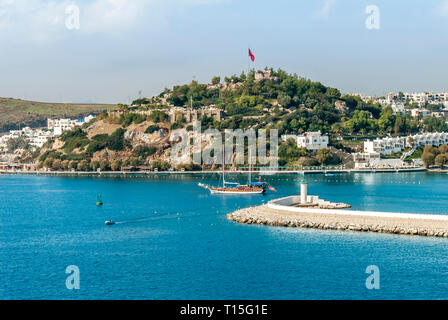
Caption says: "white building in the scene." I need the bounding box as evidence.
[411,108,431,118]
[83,114,96,123]
[48,115,96,136]
[48,118,76,136]
[353,151,418,169]
[28,130,53,148]
[390,102,406,115]
[388,92,448,107]
[407,132,448,148]
[352,152,381,168]
[349,94,391,107]
[0,134,10,151]
[364,137,407,155]
[1,115,96,152]
[0,127,54,151]
[364,132,448,156]
[282,131,329,151]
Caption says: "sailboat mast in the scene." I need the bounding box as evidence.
[248,149,251,184]
[222,144,225,187]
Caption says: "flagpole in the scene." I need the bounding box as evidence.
[247,46,250,78]
[247,46,249,176]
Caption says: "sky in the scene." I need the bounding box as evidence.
[1,0,448,104]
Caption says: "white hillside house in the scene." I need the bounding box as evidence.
[0,127,54,150]
[390,102,406,115]
[48,115,96,136]
[282,131,329,151]
[364,132,448,155]
[411,108,431,118]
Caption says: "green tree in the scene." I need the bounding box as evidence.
[69,160,78,170]
[277,93,292,107]
[145,125,159,134]
[43,158,54,169]
[421,151,436,168]
[211,76,221,85]
[61,160,70,171]
[90,161,100,171]
[438,144,448,154]
[435,153,448,169]
[151,160,171,171]
[149,111,169,123]
[378,106,395,134]
[100,160,111,171]
[77,160,89,171]
[52,159,62,171]
[316,148,339,165]
[278,139,308,163]
[326,87,341,99]
[289,119,300,132]
[111,160,122,171]
[107,128,126,151]
[7,137,30,153]
[345,110,374,134]
[424,145,439,155]
[133,145,158,158]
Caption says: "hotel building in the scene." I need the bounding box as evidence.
[364,132,448,155]
[282,131,329,151]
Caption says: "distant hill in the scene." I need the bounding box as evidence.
[0,98,115,132]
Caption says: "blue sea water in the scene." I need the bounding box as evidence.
[1,172,448,300]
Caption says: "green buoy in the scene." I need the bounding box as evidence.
[96,193,103,206]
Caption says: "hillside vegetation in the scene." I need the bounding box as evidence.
[0,98,114,132]
[136,68,448,136]
[12,68,448,171]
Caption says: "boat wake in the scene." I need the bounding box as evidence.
[106,210,215,225]
[112,214,178,225]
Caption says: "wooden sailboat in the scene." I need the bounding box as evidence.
[199,149,267,194]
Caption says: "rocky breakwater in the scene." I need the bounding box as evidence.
[227,205,448,238]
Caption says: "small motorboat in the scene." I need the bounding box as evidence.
[105,220,115,226]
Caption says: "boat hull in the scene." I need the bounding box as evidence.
[208,187,265,195]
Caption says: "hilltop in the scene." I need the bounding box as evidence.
[0,97,115,132]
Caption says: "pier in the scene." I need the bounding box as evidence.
[227,180,448,238]
[227,205,448,238]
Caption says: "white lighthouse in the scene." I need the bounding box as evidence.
[300,178,308,204]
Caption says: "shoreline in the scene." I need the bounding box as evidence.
[227,204,448,238]
[0,167,431,177]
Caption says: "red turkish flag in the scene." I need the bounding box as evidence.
[248,48,255,62]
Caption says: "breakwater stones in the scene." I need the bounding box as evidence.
[227,206,448,238]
